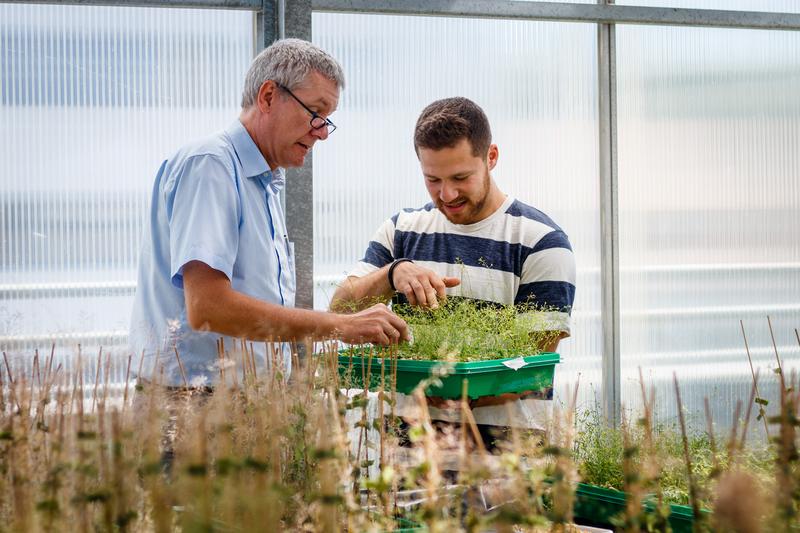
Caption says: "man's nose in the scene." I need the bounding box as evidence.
[440,182,458,202]
[311,125,330,141]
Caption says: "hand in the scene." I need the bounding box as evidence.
[334,303,410,345]
[391,262,460,309]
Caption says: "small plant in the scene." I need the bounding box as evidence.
[574,405,773,511]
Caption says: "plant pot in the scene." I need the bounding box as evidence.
[337,352,560,400]
[386,516,425,532]
[571,482,702,533]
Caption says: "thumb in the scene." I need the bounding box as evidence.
[442,276,460,287]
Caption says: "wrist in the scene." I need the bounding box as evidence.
[320,311,345,340]
[387,258,413,292]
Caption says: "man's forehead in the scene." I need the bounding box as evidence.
[296,71,339,109]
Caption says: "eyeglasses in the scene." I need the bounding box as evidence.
[275,82,337,135]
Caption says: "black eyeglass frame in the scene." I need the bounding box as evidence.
[275,82,337,135]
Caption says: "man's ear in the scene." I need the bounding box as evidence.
[256,80,278,114]
[487,144,499,171]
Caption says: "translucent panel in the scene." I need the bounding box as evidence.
[312,13,601,408]
[0,4,252,368]
[616,0,800,13]
[617,25,800,432]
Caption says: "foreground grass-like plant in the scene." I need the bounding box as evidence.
[0,340,579,532]
[1,317,799,532]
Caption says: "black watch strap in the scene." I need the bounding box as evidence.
[387,258,413,292]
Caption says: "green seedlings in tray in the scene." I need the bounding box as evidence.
[389,298,562,362]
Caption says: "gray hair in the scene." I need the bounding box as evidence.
[240,38,345,108]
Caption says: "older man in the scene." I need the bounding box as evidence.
[331,97,576,436]
[130,39,407,386]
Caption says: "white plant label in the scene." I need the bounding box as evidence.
[502,357,527,371]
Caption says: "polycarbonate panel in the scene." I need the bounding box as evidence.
[312,13,601,409]
[617,24,800,433]
[616,0,800,13]
[0,4,252,371]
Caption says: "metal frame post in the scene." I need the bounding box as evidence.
[598,0,620,427]
[281,0,315,310]
[256,0,278,52]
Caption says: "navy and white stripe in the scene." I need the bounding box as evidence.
[350,196,576,331]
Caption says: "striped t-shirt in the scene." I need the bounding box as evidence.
[348,195,576,333]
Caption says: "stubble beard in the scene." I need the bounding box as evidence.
[438,168,492,225]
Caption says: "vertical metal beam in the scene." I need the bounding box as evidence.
[598,0,620,427]
[283,0,314,310]
[255,0,278,51]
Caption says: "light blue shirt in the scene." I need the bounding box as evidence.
[129,120,295,386]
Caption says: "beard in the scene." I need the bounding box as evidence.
[436,169,492,225]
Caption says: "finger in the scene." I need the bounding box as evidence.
[425,288,439,309]
[442,276,460,288]
[373,330,391,346]
[386,326,400,344]
[430,276,447,300]
[408,280,427,307]
[403,287,418,306]
[387,315,410,341]
[418,279,439,309]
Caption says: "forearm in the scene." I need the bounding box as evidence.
[541,333,566,354]
[188,286,341,341]
[330,269,393,312]
[183,261,409,346]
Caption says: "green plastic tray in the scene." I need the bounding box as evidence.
[392,516,425,532]
[571,482,701,533]
[337,352,560,400]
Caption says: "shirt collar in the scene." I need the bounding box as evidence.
[225,119,286,191]
[265,166,286,191]
[225,119,269,178]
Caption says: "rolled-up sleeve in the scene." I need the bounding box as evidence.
[164,154,241,289]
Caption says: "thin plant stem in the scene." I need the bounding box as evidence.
[3,351,21,413]
[379,356,385,471]
[741,320,770,438]
[33,349,41,388]
[767,315,784,376]
[136,348,145,383]
[122,353,133,413]
[673,372,702,530]
[173,345,188,389]
[726,400,742,466]
[102,351,111,408]
[91,346,103,413]
[738,373,759,455]
[704,397,720,475]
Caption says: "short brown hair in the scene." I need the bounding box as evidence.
[413,97,492,158]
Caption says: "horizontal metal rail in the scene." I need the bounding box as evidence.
[0,281,136,299]
[1,330,128,351]
[312,0,800,31]
[5,0,800,30]
[2,0,261,9]
[3,262,800,299]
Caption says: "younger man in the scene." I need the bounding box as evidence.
[331,97,576,434]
